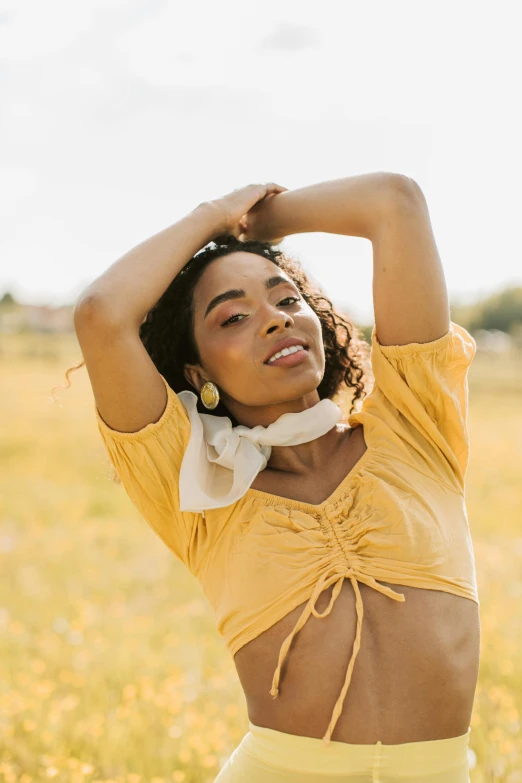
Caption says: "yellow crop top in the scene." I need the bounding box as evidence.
[94,320,479,747]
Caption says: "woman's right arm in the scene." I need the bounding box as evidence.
[74,202,224,434]
[76,201,224,330]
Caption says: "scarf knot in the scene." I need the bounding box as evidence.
[177,390,342,513]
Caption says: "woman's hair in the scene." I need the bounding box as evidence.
[54,236,372,431]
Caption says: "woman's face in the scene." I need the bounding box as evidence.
[185,252,326,418]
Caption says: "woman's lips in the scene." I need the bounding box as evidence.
[265,347,310,367]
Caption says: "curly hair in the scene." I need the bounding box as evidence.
[54,235,372,432]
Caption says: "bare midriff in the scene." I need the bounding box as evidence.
[233,424,481,745]
[233,580,480,744]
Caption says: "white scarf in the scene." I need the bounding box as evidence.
[176,390,342,513]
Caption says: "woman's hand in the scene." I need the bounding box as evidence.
[208,182,289,244]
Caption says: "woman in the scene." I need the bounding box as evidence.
[70,174,480,782]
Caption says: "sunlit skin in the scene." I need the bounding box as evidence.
[183,251,351,476]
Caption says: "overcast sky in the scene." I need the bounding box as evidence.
[2,0,521,324]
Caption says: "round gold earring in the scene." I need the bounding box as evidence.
[200,381,220,410]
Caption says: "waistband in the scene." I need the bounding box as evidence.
[244,721,472,776]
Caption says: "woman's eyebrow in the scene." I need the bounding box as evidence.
[204,275,293,319]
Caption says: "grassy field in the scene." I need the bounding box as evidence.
[1,332,521,783]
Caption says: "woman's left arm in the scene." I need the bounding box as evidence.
[241,171,410,242]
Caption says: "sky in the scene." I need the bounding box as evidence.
[1,0,521,325]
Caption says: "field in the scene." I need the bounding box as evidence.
[1,332,521,783]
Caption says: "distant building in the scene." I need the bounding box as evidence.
[0,303,75,333]
[473,328,514,354]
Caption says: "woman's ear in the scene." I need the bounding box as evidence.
[183,364,207,393]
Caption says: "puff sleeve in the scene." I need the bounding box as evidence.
[94,373,197,567]
[351,321,477,492]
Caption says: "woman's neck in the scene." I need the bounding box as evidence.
[266,423,348,476]
[224,389,323,431]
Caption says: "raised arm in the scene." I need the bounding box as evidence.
[74,204,224,435]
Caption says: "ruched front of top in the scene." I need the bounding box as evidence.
[94,320,479,747]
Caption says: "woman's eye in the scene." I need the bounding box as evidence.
[221,313,244,326]
[221,296,299,326]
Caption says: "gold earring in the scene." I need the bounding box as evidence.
[200,381,220,410]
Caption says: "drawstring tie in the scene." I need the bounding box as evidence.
[269,566,406,747]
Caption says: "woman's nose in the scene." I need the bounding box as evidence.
[263,309,293,334]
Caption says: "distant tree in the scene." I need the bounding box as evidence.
[0,291,17,307]
[458,286,522,334]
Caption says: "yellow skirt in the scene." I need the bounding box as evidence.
[214,721,472,782]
